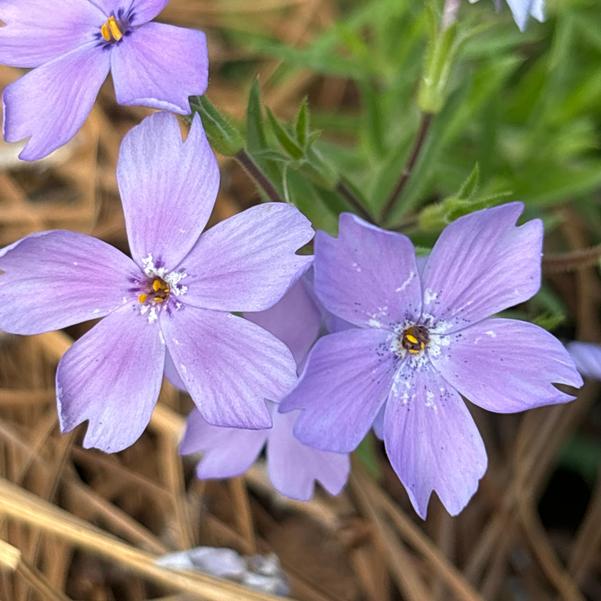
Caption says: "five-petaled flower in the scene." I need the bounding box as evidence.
[0,0,208,160]
[180,278,350,501]
[280,203,582,518]
[469,0,544,31]
[0,112,314,452]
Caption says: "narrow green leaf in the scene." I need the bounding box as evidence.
[457,163,480,200]
[246,80,268,153]
[295,98,311,149]
[266,108,305,160]
[189,95,244,156]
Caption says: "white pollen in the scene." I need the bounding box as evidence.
[485,330,496,338]
[424,288,438,305]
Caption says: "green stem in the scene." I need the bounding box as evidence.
[380,112,433,224]
[235,150,281,203]
[336,181,376,224]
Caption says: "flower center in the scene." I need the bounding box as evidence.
[400,325,430,355]
[138,277,170,305]
[100,16,124,43]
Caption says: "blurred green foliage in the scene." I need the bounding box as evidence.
[220,0,601,235]
[194,0,601,333]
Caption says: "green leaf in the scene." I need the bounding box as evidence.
[295,98,311,149]
[266,109,305,160]
[457,163,480,200]
[189,95,244,156]
[246,80,268,153]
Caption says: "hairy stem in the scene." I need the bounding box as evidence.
[543,244,601,273]
[235,149,281,203]
[336,181,375,223]
[380,112,433,224]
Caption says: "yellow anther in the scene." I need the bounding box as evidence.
[400,324,430,356]
[100,16,123,43]
[152,279,162,292]
[138,293,148,304]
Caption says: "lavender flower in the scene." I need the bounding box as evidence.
[1,0,208,160]
[567,342,601,380]
[0,112,314,452]
[469,0,544,31]
[280,203,582,518]
[180,279,350,501]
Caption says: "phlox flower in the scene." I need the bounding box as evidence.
[567,342,601,380]
[281,203,582,518]
[469,0,544,31]
[1,0,208,160]
[180,279,350,501]
[0,112,314,452]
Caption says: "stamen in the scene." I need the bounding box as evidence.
[100,16,123,43]
[401,325,429,355]
[138,277,171,307]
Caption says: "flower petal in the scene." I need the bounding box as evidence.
[280,328,396,453]
[372,406,385,440]
[383,364,487,519]
[111,22,208,114]
[245,278,321,367]
[180,204,314,312]
[421,203,542,329]
[162,306,297,429]
[90,0,168,23]
[530,0,545,22]
[267,410,350,500]
[164,351,186,390]
[57,304,166,453]
[431,318,583,413]
[131,0,169,23]
[315,213,421,329]
[506,0,541,29]
[0,0,103,67]
[180,410,268,479]
[117,112,219,270]
[567,341,601,380]
[0,230,138,334]
[3,43,110,161]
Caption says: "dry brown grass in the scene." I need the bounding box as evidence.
[0,1,600,599]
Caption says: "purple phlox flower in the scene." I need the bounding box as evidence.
[0,111,314,452]
[567,341,601,380]
[180,279,351,501]
[280,203,582,518]
[468,0,544,31]
[1,0,208,160]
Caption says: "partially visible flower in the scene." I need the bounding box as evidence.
[1,0,208,160]
[567,342,601,380]
[281,203,582,518]
[0,112,314,452]
[180,279,350,501]
[469,0,544,31]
